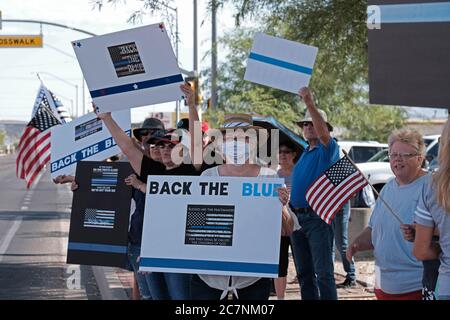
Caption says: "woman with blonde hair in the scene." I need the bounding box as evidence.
[413,120,450,300]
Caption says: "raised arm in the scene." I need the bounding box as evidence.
[180,83,202,170]
[298,87,331,146]
[96,111,143,174]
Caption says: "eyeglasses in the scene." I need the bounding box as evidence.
[388,152,419,159]
[279,150,293,154]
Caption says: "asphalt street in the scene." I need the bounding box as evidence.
[0,154,101,300]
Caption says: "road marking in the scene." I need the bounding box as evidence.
[0,217,23,263]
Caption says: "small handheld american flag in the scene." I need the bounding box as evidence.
[306,155,368,224]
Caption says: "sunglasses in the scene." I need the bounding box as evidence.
[301,122,314,128]
[156,143,175,149]
[139,129,160,137]
[279,150,293,154]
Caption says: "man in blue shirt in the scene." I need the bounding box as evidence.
[289,87,339,300]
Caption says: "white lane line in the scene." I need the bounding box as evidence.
[0,217,23,263]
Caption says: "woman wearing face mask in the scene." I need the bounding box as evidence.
[189,114,293,300]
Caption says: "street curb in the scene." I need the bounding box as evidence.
[92,266,129,300]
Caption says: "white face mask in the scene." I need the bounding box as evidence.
[221,140,250,165]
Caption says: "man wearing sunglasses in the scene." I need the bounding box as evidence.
[289,87,339,300]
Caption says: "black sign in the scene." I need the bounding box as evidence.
[368,0,450,108]
[185,204,235,247]
[108,42,146,78]
[67,161,133,268]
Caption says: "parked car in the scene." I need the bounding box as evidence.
[356,149,393,194]
[353,134,441,197]
[424,134,440,171]
[338,141,388,163]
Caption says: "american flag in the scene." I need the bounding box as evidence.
[306,156,368,224]
[83,208,116,229]
[32,84,72,124]
[16,103,61,188]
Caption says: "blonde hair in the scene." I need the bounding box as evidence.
[388,128,425,156]
[433,120,450,213]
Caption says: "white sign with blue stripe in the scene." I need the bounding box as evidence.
[139,176,284,278]
[244,33,318,94]
[50,110,131,179]
[72,23,184,113]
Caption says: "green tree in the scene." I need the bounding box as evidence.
[0,130,5,145]
[93,0,406,141]
[203,0,406,141]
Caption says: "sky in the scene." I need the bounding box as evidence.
[0,0,237,123]
[0,0,447,124]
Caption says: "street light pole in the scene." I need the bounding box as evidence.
[211,0,218,109]
[175,7,180,124]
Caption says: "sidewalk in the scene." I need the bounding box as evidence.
[102,256,376,300]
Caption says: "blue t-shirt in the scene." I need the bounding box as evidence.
[290,138,339,208]
[369,174,429,294]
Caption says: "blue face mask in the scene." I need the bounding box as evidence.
[221,140,250,165]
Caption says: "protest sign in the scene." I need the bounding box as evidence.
[139,176,284,278]
[72,23,184,113]
[244,33,318,94]
[368,0,450,108]
[50,110,130,179]
[67,161,133,268]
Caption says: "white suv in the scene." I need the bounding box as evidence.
[337,141,388,163]
[337,141,390,197]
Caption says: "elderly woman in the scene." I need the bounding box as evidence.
[413,120,450,300]
[347,129,429,300]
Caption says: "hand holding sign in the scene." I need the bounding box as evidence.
[245,33,318,94]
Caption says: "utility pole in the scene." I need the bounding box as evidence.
[211,0,218,109]
[193,0,202,120]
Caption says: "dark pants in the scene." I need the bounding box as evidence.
[290,212,338,300]
[422,259,440,300]
[333,202,356,282]
[190,275,271,300]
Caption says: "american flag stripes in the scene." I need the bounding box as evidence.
[16,103,61,189]
[306,156,368,224]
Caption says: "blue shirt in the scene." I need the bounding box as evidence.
[369,174,429,294]
[290,138,339,208]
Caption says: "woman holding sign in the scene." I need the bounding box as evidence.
[94,85,210,300]
[186,112,293,300]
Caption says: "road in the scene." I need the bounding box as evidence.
[0,153,374,300]
[0,154,101,300]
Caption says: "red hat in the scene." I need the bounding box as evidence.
[201,121,209,133]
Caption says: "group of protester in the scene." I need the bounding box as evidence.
[54,83,449,300]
